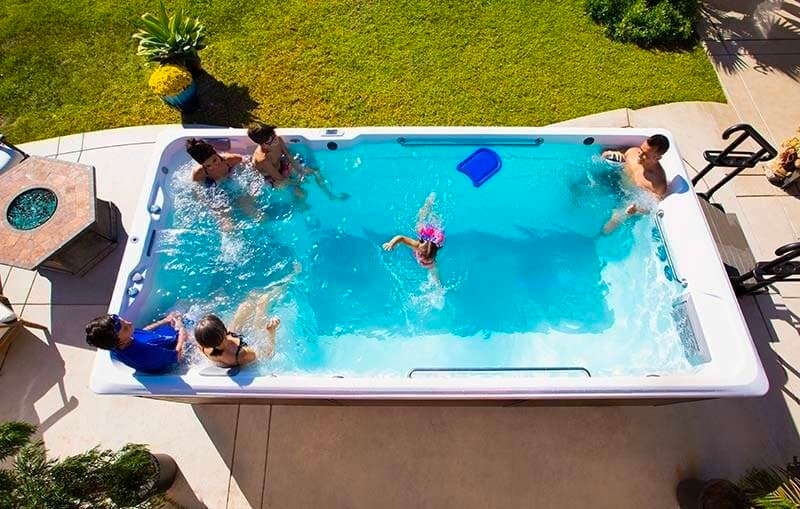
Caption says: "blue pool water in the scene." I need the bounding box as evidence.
[142,139,690,377]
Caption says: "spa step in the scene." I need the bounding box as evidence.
[698,199,756,280]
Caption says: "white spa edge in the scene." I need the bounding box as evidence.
[89,126,768,400]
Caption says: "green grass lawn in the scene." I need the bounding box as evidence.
[0,0,725,143]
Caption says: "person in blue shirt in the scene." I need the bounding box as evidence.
[85,312,186,374]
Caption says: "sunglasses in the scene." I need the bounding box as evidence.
[261,134,277,145]
[110,314,122,334]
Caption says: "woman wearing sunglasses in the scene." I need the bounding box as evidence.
[247,123,349,209]
[85,312,186,374]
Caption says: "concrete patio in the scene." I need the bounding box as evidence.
[2,2,800,507]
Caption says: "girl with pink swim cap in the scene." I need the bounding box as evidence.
[383,192,444,272]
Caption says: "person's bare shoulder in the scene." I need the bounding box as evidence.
[223,153,243,166]
[252,145,265,162]
[624,146,641,159]
[191,165,204,182]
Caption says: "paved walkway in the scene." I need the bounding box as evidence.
[1,4,800,506]
[0,106,796,509]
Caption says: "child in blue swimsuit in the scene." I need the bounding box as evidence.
[85,312,186,374]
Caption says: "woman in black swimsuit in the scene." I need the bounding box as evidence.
[194,312,280,369]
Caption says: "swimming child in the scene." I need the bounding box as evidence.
[186,138,260,230]
[247,123,349,209]
[382,192,444,278]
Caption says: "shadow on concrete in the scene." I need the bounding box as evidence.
[184,294,800,508]
[702,1,800,80]
[181,70,260,128]
[166,467,207,509]
[0,327,79,435]
[36,204,128,350]
[192,404,251,508]
[759,295,800,340]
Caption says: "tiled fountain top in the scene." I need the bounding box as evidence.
[0,156,96,269]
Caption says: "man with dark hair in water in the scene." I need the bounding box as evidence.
[601,134,670,233]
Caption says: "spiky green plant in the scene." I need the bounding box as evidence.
[132,2,207,68]
[741,467,800,509]
[105,444,157,507]
[0,421,170,509]
[0,422,35,462]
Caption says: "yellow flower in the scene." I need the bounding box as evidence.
[148,65,192,96]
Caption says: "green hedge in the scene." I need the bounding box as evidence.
[586,0,699,48]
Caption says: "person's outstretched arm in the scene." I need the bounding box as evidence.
[223,153,243,168]
[416,192,436,226]
[174,323,186,361]
[383,235,420,251]
[603,203,647,234]
[143,311,181,331]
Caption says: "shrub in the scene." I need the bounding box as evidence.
[0,421,166,509]
[585,0,699,48]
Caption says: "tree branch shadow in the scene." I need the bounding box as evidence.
[700,1,800,80]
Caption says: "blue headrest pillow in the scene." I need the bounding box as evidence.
[457,148,502,187]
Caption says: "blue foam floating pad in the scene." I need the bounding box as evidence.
[457,148,502,187]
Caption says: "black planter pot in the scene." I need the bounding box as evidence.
[151,453,178,492]
[676,478,746,509]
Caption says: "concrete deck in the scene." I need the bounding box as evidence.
[2,5,800,503]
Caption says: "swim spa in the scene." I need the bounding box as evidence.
[90,127,768,401]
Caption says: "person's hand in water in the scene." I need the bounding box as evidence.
[383,235,415,251]
[266,317,281,332]
[626,203,651,215]
[382,237,398,250]
[220,216,234,232]
[334,192,350,201]
[168,312,185,330]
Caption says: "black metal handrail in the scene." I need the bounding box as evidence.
[692,124,777,201]
[733,241,800,294]
[0,134,29,161]
[407,366,591,378]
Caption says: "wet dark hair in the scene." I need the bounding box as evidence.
[186,138,218,164]
[247,123,277,145]
[646,134,670,155]
[85,315,120,350]
[194,314,227,356]
[419,240,440,261]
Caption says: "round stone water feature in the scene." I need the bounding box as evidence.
[6,188,58,231]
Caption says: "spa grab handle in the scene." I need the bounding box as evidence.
[397,137,544,147]
[692,123,777,201]
[407,366,591,378]
[655,210,688,287]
